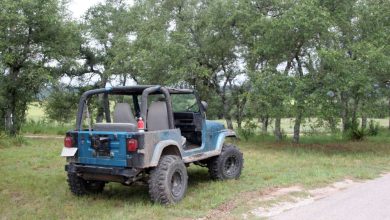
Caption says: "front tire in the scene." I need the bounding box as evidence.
[208,144,243,180]
[67,172,105,196]
[148,155,188,204]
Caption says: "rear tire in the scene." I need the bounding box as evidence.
[148,155,188,204]
[67,172,105,196]
[208,144,243,180]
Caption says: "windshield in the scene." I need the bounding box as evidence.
[171,93,199,112]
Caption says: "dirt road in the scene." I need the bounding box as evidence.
[273,173,390,220]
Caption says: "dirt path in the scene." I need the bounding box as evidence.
[24,135,63,139]
[272,173,390,220]
[198,174,390,220]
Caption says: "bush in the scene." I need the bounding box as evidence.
[44,89,79,123]
[345,120,367,141]
[0,132,27,148]
[237,120,257,141]
[368,120,380,136]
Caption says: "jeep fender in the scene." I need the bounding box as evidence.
[149,140,183,167]
[215,129,237,153]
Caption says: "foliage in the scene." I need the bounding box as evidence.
[0,132,27,148]
[237,120,258,141]
[44,87,79,123]
[0,0,80,135]
[368,120,380,136]
[345,120,367,141]
[1,0,389,140]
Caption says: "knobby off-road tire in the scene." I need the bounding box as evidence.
[208,144,243,180]
[148,155,188,205]
[67,172,105,196]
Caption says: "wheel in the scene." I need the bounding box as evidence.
[208,144,243,180]
[67,172,105,196]
[148,155,188,204]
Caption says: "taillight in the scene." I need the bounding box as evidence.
[127,139,138,152]
[64,136,73,148]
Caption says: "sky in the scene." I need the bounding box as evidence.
[68,0,104,19]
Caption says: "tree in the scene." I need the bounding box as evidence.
[0,0,79,135]
[135,0,244,128]
[79,0,138,122]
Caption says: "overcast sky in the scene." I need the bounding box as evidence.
[68,0,104,19]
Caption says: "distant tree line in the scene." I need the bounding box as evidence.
[0,0,389,142]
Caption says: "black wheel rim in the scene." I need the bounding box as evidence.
[170,170,183,197]
[223,155,239,177]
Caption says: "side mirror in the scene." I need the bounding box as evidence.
[201,101,208,112]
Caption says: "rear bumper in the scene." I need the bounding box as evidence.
[65,163,141,180]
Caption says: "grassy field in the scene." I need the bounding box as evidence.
[25,102,389,135]
[1,131,390,219]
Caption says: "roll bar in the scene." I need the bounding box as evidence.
[75,86,175,131]
[140,86,175,130]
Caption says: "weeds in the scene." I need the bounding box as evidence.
[368,120,380,136]
[21,119,73,135]
[0,133,27,148]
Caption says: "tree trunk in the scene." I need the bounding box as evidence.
[237,118,242,129]
[351,98,359,125]
[235,94,247,130]
[96,99,104,123]
[259,115,269,134]
[388,97,390,130]
[221,93,233,130]
[361,115,367,129]
[274,117,282,141]
[340,92,349,132]
[327,116,337,133]
[293,110,302,143]
[95,77,109,123]
[6,67,22,136]
[226,118,233,130]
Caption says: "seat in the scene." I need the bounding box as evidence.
[147,101,169,131]
[113,103,136,124]
[93,103,137,132]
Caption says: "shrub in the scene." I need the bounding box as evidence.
[237,120,258,141]
[368,120,380,136]
[345,120,367,141]
[0,133,27,148]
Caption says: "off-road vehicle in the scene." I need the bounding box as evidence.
[61,85,243,204]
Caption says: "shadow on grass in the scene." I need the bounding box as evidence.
[80,167,211,203]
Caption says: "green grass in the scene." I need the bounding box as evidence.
[23,103,74,135]
[1,132,390,219]
[21,120,73,135]
[25,102,389,135]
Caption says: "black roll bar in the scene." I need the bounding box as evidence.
[75,86,175,131]
[140,86,175,129]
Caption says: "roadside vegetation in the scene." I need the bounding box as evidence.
[0,0,389,143]
[0,0,389,218]
[1,130,390,219]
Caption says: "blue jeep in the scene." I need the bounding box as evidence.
[61,85,243,204]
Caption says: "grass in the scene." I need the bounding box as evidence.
[25,102,389,136]
[21,120,73,135]
[1,131,390,219]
